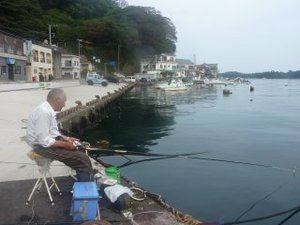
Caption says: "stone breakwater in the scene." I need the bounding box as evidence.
[57,83,135,135]
[0,81,133,182]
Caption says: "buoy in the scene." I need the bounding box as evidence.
[223,89,232,95]
[250,86,254,92]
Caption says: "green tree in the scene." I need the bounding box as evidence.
[0,0,177,74]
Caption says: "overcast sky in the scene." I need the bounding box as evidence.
[126,0,300,73]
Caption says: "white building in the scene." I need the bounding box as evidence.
[139,53,219,80]
[27,43,53,82]
[61,54,80,79]
[155,54,177,71]
[140,53,177,74]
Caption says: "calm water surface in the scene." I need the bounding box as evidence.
[82,79,300,225]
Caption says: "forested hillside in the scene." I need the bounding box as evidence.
[222,71,300,79]
[0,0,177,74]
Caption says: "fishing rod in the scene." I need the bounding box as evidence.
[117,154,200,168]
[78,142,208,157]
[75,140,295,174]
[87,147,208,158]
[59,130,209,158]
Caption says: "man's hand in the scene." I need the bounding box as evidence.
[53,139,77,151]
[64,136,80,143]
[64,141,77,151]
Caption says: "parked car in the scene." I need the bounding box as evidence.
[124,76,136,83]
[104,75,119,83]
[86,72,108,86]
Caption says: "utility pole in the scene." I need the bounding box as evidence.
[48,24,57,46]
[77,39,82,78]
[48,25,52,45]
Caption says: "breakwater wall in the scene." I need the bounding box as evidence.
[57,83,135,135]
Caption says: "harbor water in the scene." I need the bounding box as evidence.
[81,79,300,225]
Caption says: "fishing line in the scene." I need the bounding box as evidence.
[64,135,295,174]
[117,155,189,168]
[277,207,300,225]
[186,156,296,174]
[234,179,294,222]
[97,153,296,175]
[223,204,300,225]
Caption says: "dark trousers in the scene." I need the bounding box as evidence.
[33,146,94,182]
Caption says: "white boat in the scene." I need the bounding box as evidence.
[192,76,204,84]
[205,79,227,85]
[154,81,169,89]
[162,79,188,91]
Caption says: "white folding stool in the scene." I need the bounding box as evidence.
[26,150,62,206]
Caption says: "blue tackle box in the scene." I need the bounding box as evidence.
[72,182,99,221]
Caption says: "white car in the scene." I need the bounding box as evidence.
[124,76,136,83]
[86,72,108,86]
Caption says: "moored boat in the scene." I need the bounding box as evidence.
[161,79,188,91]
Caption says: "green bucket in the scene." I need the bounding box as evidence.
[105,166,120,183]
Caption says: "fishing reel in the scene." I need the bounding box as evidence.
[73,141,91,150]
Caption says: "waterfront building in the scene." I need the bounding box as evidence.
[195,63,220,78]
[138,53,219,81]
[61,54,80,79]
[140,53,177,74]
[0,30,27,81]
[26,43,53,82]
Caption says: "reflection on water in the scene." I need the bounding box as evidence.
[81,85,218,152]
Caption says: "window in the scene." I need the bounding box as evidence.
[33,50,39,62]
[15,65,21,74]
[40,52,45,63]
[46,53,51,64]
[65,60,72,67]
[7,45,14,54]
[1,65,7,75]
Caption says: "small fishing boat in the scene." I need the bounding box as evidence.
[161,79,188,91]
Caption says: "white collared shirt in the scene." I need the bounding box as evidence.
[26,101,61,147]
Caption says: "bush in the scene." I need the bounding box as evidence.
[48,74,54,81]
[39,74,45,82]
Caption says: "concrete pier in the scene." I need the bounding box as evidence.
[0,80,130,182]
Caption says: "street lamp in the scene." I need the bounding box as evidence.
[92,56,101,71]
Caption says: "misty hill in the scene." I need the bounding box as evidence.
[222,70,300,79]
